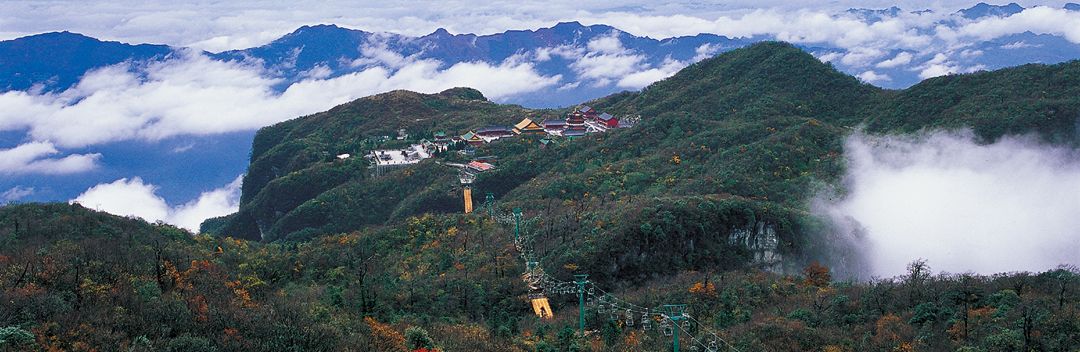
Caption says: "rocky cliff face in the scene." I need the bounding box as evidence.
[729,221,783,271]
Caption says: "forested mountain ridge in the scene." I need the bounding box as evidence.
[214,87,552,242]
[212,42,1080,253]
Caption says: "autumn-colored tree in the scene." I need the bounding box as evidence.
[873,314,914,351]
[803,262,831,288]
[689,281,717,296]
[365,317,406,352]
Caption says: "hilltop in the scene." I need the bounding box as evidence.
[212,87,553,241]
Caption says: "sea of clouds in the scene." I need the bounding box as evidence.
[817,131,1080,278]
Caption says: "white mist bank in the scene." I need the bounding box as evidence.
[819,131,1080,278]
[71,176,243,232]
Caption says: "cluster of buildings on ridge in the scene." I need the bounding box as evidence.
[457,105,633,147]
[366,106,636,168]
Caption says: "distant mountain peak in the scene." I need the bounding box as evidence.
[0,31,173,92]
[1065,3,1080,11]
[959,2,1025,20]
[298,24,342,30]
[285,24,358,37]
[552,21,585,28]
[845,6,903,23]
[10,31,97,43]
[429,28,452,37]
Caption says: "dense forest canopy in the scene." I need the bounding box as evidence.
[3,203,1079,351]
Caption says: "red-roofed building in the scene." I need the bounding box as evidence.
[466,160,495,172]
[597,112,618,128]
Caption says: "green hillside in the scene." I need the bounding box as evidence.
[212,42,1080,281]
[4,203,1080,351]
[216,88,556,241]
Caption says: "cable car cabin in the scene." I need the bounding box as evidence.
[463,186,474,213]
[530,296,554,319]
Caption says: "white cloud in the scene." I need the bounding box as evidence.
[0,49,560,148]
[1000,41,1041,49]
[567,32,649,85]
[552,31,696,89]
[857,70,891,83]
[300,64,333,79]
[875,51,912,68]
[692,43,724,62]
[918,62,957,79]
[581,8,941,50]
[840,47,886,67]
[0,141,101,175]
[1,186,34,202]
[350,37,417,69]
[557,82,580,91]
[616,58,687,89]
[72,177,171,223]
[170,176,244,231]
[171,143,195,153]
[72,175,244,232]
[951,7,1080,44]
[816,51,843,63]
[586,33,625,54]
[959,48,983,57]
[819,131,1080,277]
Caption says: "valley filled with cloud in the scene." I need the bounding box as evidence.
[819,132,1080,277]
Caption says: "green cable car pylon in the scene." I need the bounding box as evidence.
[484,192,495,218]
[575,274,589,336]
[512,207,523,243]
[664,304,688,351]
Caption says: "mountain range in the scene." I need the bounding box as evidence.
[3,3,1080,108]
[3,2,1080,223]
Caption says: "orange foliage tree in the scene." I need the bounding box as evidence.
[365,317,406,352]
[803,262,831,288]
